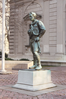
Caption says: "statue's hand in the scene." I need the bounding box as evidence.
[28,30,31,35]
[28,29,33,33]
[28,30,30,34]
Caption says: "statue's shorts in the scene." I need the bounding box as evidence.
[30,41,40,53]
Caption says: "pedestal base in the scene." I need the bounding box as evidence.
[13,70,56,91]
[0,70,12,74]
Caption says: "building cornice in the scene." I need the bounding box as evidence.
[43,0,52,2]
[9,0,37,4]
[9,0,52,4]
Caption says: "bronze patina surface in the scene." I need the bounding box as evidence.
[28,12,46,70]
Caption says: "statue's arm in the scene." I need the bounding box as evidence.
[38,21,46,38]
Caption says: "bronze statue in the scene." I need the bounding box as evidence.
[28,12,46,70]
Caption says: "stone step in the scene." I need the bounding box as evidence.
[0,61,33,70]
[41,60,66,66]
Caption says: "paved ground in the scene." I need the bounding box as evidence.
[0,66,66,99]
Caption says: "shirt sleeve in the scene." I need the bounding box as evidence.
[38,21,46,38]
[38,21,46,30]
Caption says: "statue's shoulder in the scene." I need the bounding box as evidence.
[35,19,39,23]
[35,20,43,25]
[32,19,39,25]
[35,20,46,30]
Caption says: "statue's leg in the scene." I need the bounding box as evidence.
[29,42,37,69]
[33,42,42,70]
[38,42,41,53]
[33,54,37,66]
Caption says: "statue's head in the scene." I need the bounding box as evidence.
[29,12,36,21]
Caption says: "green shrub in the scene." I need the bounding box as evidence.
[0,51,2,55]
[5,58,13,60]
[5,53,8,58]
[0,51,8,58]
[20,58,29,61]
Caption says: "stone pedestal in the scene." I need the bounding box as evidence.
[13,70,56,91]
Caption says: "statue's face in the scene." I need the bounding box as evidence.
[29,14,35,21]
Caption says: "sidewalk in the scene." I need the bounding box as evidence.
[0,66,66,99]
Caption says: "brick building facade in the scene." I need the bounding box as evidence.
[5,0,66,61]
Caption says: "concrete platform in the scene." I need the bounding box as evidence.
[0,66,66,98]
[0,60,66,71]
[0,85,66,96]
[0,61,33,70]
[0,70,12,75]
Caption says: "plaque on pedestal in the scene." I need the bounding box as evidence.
[13,70,56,91]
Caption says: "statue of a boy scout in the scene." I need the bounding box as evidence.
[28,12,46,70]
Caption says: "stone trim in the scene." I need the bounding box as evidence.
[9,0,37,4]
[43,0,52,2]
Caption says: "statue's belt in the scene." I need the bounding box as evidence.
[30,35,39,39]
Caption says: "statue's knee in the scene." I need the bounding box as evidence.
[34,51,37,55]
